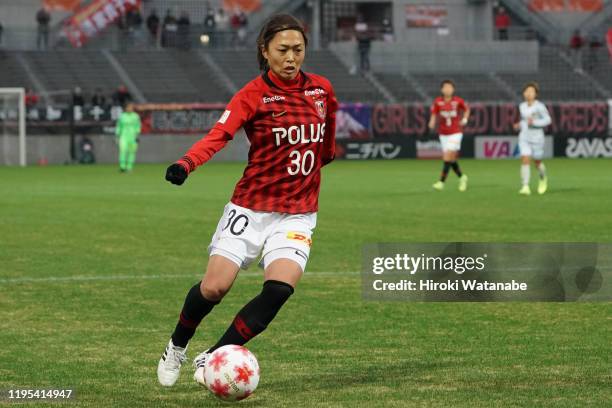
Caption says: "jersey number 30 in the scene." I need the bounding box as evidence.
[288,150,315,176]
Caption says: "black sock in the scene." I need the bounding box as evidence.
[171,282,219,348]
[451,161,462,177]
[440,161,451,182]
[208,280,294,352]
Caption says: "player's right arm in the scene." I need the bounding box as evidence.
[428,99,439,131]
[513,103,525,132]
[165,88,257,186]
[115,113,123,140]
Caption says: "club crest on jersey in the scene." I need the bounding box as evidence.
[314,100,326,120]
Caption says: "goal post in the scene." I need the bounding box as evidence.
[0,87,26,167]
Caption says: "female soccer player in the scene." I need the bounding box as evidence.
[429,80,470,192]
[513,82,551,195]
[157,14,337,387]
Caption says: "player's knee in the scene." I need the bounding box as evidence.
[200,282,230,302]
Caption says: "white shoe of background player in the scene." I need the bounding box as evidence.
[157,339,187,387]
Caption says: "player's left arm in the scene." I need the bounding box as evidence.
[135,112,142,135]
[531,103,552,128]
[322,83,338,166]
[460,99,470,126]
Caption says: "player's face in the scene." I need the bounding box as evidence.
[441,83,455,98]
[523,86,536,102]
[263,30,305,81]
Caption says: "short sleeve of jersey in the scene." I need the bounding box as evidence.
[457,97,468,111]
[212,86,258,137]
[430,99,440,114]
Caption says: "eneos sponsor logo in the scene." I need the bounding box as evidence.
[304,88,325,97]
[262,95,286,104]
[566,137,612,158]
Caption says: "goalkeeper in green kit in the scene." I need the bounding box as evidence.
[115,103,141,172]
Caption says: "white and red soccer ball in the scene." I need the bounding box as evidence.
[203,345,260,402]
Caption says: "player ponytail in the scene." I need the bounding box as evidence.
[256,14,309,71]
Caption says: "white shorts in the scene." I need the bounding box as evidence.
[208,202,317,272]
[519,138,545,160]
[439,133,463,152]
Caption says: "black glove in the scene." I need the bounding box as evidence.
[165,163,188,186]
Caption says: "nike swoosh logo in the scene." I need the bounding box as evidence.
[272,111,287,118]
[294,250,308,261]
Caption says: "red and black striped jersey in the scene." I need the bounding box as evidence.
[178,69,337,214]
[431,96,468,135]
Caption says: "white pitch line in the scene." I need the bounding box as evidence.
[0,271,361,285]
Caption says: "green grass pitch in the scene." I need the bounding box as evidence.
[1,159,610,407]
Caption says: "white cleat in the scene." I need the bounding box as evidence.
[193,349,212,387]
[458,174,468,192]
[519,185,531,196]
[432,181,445,191]
[157,339,187,387]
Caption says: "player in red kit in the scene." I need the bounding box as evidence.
[429,80,470,192]
[157,14,337,387]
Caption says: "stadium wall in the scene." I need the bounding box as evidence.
[6,131,249,166]
[6,100,611,165]
[328,40,539,73]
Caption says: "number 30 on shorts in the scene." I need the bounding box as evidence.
[222,209,249,236]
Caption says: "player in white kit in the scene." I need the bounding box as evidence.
[513,82,551,195]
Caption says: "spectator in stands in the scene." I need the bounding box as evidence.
[230,9,241,47]
[112,85,132,108]
[495,7,510,41]
[25,89,39,108]
[215,7,229,40]
[238,11,248,47]
[570,30,584,72]
[126,6,143,45]
[382,18,393,43]
[203,9,216,47]
[91,88,107,108]
[162,9,178,47]
[72,87,84,107]
[146,9,160,43]
[36,7,51,50]
[354,16,371,73]
[586,34,603,71]
[163,9,177,26]
[230,9,248,48]
[127,8,143,29]
[177,11,191,49]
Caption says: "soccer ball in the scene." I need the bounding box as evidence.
[203,345,260,402]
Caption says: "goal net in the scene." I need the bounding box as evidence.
[0,88,26,166]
